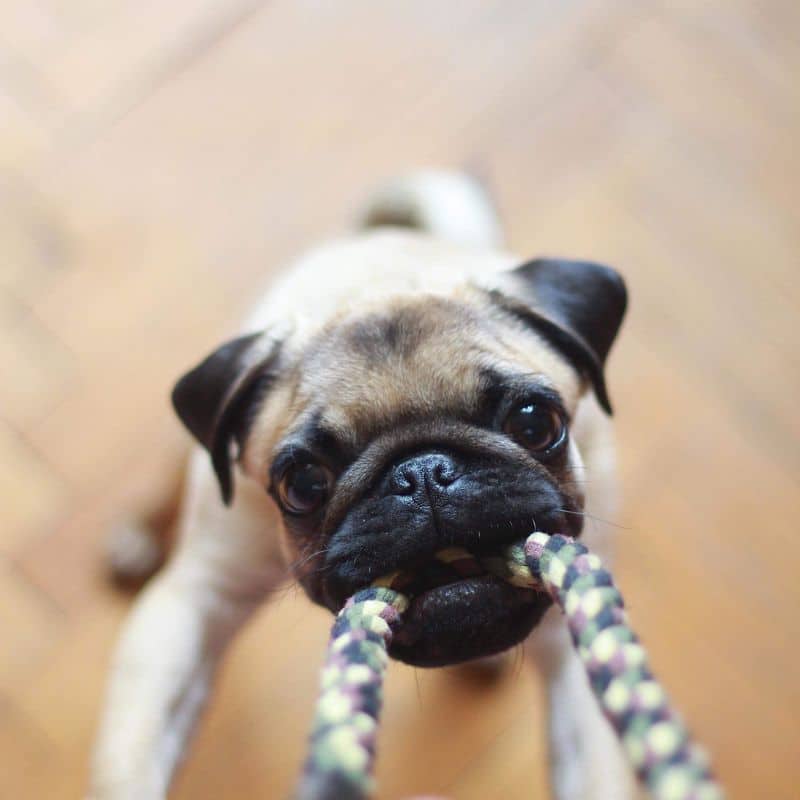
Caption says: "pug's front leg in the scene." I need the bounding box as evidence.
[89,453,286,800]
[529,613,637,800]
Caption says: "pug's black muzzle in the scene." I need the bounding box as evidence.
[317,450,581,667]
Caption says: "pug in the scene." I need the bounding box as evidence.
[90,171,635,800]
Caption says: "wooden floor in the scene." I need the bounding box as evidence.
[1,1,798,797]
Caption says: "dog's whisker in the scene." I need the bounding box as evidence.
[513,642,526,680]
[555,508,629,530]
[286,546,331,575]
[263,578,306,609]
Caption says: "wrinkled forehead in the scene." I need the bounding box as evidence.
[294,296,580,446]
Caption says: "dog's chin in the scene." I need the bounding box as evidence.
[389,574,551,667]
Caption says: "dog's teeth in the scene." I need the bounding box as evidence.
[435,546,473,563]
[435,547,485,579]
[372,571,400,587]
[375,547,493,596]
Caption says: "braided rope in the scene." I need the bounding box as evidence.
[295,533,724,800]
[499,533,722,800]
[295,587,407,800]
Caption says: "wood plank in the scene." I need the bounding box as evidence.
[0,1,798,798]
[0,557,63,692]
[0,421,68,555]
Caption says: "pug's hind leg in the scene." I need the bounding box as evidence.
[105,458,186,588]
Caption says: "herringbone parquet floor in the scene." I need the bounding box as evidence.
[1,2,798,797]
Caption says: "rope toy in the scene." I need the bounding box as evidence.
[294,533,724,800]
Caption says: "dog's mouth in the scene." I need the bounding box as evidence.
[374,547,551,667]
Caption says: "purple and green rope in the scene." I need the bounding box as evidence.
[294,533,724,800]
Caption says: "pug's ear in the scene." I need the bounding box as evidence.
[493,258,627,413]
[171,330,283,504]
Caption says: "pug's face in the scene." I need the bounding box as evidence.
[172,258,626,667]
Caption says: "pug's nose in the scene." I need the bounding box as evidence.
[390,453,459,496]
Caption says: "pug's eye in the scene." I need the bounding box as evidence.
[503,401,566,454]
[277,461,332,515]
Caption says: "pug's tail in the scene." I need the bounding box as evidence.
[358,169,503,248]
[104,461,184,590]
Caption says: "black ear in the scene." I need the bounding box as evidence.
[495,258,627,413]
[171,331,282,504]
